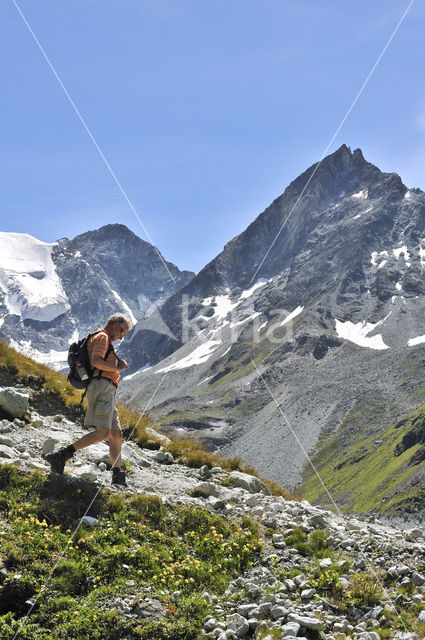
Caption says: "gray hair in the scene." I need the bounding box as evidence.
[106,313,132,330]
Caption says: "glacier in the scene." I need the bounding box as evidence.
[0,232,70,322]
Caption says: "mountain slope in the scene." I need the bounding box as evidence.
[119,145,425,507]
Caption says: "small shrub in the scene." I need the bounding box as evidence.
[129,494,166,527]
[346,572,383,607]
[52,559,90,596]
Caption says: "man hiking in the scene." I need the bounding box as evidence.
[45,314,132,487]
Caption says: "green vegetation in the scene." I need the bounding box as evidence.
[0,463,263,639]
[300,397,425,514]
[283,527,330,558]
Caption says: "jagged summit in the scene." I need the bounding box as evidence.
[73,223,141,243]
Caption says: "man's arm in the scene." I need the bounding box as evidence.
[92,356,127,372]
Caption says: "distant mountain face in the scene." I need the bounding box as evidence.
[0,224,194,368]
[119,145,425,503]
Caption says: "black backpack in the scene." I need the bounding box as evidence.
[67,330,115,390]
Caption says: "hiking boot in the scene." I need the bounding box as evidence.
[111,467,127,487]
[44,446,75,474]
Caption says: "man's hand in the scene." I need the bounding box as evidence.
[117,359,128,371]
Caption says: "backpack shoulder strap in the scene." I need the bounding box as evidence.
[89,330,116,381]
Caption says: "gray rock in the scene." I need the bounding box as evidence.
[236,604,257,617]
[193,482,220,498]
[417,610,425,623]
[319,557,333,569]
[281,622,301,636]
[145,427,171,444]
[411,571,425,586]
[133,597,168,621]
[154,450,174,464]
[42,437,61,457]
[0,444,19,459]
[287,613,323,630]
[226,612,249,637]
[228,471,271,495]
[308,513,328,528]
[270,605,287,620]
[0,387,29,419]
[81,516,98,527]
[199,464,212,479]
[0,436,14,447]
[406,528,422,541]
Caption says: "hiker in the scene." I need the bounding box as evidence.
[45,314,132,487]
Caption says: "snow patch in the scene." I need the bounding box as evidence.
[353,206,373,220]
[395,282,402,291]
[408,335,425,346]
[419,241,425,267]
[371,251,388,269]
[335,319,389,350]
[351,189,368,199]
[393,245,411,266]
[156,336,222,373]
[0,232,70,322]
[239,279,267,300]
[279,306,304,327]
[110,288,137,326]
[8,338,68,370]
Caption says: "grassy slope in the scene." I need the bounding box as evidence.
[300,397,425,515]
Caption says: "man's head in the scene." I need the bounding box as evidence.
[104,314,132,342]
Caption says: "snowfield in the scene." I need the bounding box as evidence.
[0,232,69,322]
[335,318,389,350]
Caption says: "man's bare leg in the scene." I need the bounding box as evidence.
[109,430,122,468]
[72,426,111,451]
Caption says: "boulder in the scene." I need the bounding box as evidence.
[0,387,30,419]
[228,471,271,495]
[154,450,174,464]
[81,516,98,527]
[42,437,62,457]
[0,444,19,459]
[192,482,221,498]
[287,613,323,630]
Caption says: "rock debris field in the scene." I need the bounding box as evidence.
[1,383,425,640]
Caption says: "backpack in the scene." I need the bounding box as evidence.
[67,330,115,390]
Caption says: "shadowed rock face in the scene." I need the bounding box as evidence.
[0,224,194,366]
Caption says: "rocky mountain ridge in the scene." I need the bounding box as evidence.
[0,224,194,369]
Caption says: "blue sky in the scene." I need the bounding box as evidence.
[1,0,424,274]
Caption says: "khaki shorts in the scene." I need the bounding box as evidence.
[84,377,121,431]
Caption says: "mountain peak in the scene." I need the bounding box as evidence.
[72,223,140,244]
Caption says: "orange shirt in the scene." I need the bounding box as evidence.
[87,329,120,388]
